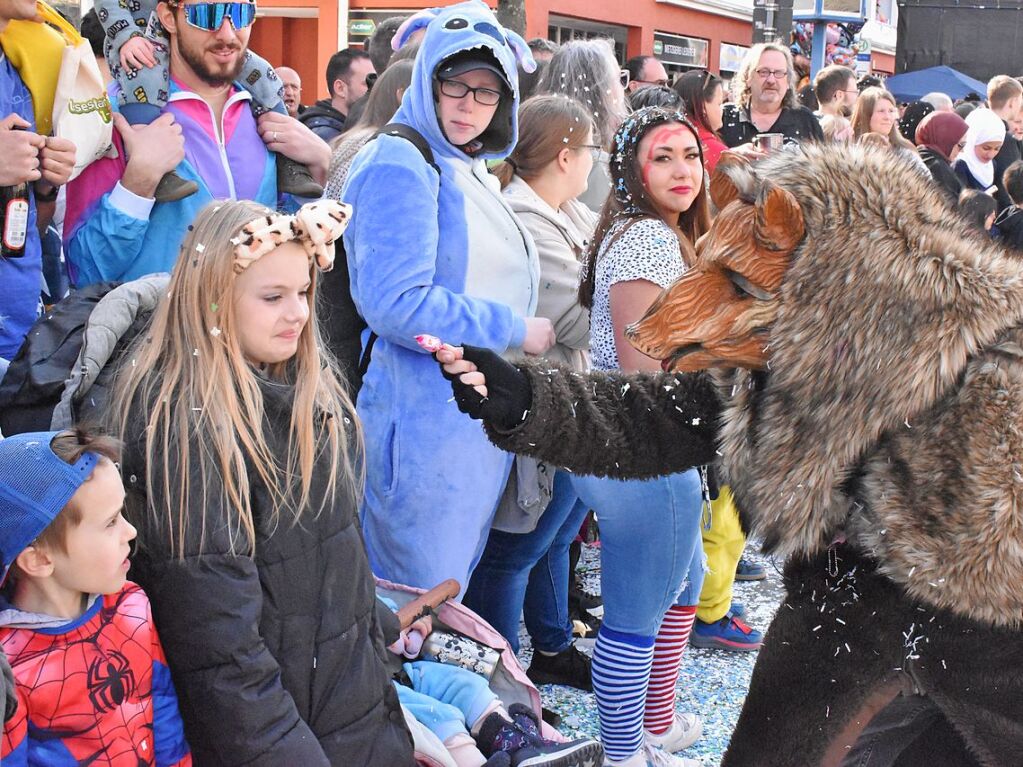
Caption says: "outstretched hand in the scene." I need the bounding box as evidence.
[435,344,532,431]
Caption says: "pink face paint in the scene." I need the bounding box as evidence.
[641,125,688,189]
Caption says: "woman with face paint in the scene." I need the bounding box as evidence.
[561,107,712,767]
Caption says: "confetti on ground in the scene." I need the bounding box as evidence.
[516,542,785,765]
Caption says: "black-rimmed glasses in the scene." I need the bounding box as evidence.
[438,78,502,106]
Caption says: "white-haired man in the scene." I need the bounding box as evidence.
[720,42,823,147]
[921,91,954,112]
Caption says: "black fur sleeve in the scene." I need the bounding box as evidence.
[484,362,721,480]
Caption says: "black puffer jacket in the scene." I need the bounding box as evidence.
[122,377,414,766]
[919,147,963,205]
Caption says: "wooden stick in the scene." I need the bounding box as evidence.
[396,579,460,629]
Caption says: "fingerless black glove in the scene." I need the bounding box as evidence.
[439,345,532,431]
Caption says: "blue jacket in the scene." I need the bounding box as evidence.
[341,0,538,590]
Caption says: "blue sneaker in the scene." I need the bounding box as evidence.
[690,615,763,652]
[729,601,745,618]
[735,556,767,581]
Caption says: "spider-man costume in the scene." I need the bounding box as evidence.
[0,583,191,766]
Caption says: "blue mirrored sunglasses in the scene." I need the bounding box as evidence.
[183,2,257,31]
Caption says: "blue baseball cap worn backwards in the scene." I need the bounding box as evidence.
[0,431,99,580]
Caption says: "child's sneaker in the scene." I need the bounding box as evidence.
[729,601,746,618]
[735,557,767,581]
[605,743,701,766]
[690,614,763,652]
[277,155,324,197]
[481,705,605,767]
[154,170,198,202]
[643,711,702,753]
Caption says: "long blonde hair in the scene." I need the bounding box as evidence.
[114,200,362,557]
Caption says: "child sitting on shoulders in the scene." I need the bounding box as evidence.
[95,0,321,199]
[0,429,190,766]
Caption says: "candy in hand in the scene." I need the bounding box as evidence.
[415,334,444,353]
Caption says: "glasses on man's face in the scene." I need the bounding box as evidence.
[438,78,502,106]
[634,78,670,87]
[619,70,631,88]
[754,68,788,81]
[182,1,256,31]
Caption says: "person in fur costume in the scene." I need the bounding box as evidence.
[431,142,1023,767]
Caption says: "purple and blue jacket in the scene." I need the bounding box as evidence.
[64,80,278,286]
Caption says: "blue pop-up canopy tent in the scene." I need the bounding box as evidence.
[885,65,987,102]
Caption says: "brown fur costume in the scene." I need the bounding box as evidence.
[480,143,1023,765]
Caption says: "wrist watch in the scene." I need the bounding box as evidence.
[33,182,59,203]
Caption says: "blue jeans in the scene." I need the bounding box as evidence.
[571,469,705,638]
[464,471,589,654]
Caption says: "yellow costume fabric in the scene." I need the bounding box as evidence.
[0,1,77,135]
[696,485,746,623]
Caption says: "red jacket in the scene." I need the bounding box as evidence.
[698,125,727,174]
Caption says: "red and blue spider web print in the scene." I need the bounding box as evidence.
[1,583,190,766]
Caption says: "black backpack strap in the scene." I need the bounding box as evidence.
[358,332,377,379]
[375,123,441,175]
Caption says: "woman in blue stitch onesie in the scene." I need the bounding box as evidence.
[341,0,554,593]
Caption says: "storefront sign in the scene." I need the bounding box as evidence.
[349,18,375,36]
[719,42,750,72]
[653,32,710,69]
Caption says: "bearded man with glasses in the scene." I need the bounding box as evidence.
[719,42,824,149]
[64,0,331,287]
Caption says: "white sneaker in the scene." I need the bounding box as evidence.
[604,742,702,767]
[643,712,703,753]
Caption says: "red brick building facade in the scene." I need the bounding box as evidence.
[248,0,896,101]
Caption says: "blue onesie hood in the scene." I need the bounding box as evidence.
[391,0,536,163]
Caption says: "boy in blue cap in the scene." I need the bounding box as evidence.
[0,429,191,766]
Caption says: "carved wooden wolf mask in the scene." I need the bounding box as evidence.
[626,152,804,371]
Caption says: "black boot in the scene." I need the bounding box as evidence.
[526,644,592,691]
[277,155,324,198]
[154,171,199,202]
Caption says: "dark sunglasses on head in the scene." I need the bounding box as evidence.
[182,1,257,31]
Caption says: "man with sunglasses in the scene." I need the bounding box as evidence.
[299,48,375,142]
[64,0,332,287]
[719,42,823,149]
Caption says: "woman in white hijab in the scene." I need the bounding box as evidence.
[954,107,1006,192]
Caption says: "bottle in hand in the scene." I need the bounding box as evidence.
[0,177,29,259]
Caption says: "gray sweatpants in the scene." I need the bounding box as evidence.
[102,10,284,117]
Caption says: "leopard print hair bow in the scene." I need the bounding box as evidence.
[233,199,352,273]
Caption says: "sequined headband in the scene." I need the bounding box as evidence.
[233,199,352,273]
